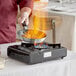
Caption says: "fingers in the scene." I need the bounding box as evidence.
[25,18,29,25]
[18,17,22,25]
[21,12,29,23]
[18,12,29,25]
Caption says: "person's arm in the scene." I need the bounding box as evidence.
[19,0,33,14]
[17,0,33,10]
[17,0,33,25]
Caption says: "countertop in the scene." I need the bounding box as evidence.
[34,1,76,16]
[0,42,76,76]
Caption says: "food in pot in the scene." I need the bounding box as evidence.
[22,29,46,39]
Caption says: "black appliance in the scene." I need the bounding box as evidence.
[7,42,67,64]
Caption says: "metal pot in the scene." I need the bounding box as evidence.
[18,21,46,43]
[18,29,46,43]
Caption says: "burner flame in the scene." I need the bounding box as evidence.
[34,42,48,49]
[34,42,37,46]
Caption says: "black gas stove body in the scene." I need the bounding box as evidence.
[7,43,67,64]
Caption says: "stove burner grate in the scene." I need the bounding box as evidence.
[21,43,61,50]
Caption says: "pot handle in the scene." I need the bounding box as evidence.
[22,21,27,27]
[22,21,28,30]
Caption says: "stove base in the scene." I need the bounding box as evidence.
[7,44,67,64]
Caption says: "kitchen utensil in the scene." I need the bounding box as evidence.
[18,22,46,43]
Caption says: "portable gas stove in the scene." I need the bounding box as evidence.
[7,42,67,64]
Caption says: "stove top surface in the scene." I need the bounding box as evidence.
[17,42,61,52]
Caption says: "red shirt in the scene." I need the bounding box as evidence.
[0,0,33,44]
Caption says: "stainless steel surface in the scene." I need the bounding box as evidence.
[51,19,56,44]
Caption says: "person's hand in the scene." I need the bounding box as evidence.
[18,12,29,25]
[18,7,31,25]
